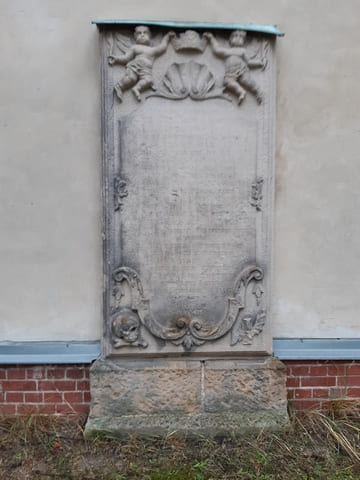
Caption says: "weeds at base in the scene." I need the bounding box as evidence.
[0,406,359,479]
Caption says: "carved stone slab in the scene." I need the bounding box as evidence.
[100,26,276,357]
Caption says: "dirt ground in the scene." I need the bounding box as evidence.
[0,409,359,479]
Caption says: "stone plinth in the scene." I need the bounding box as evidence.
[85,357,288,436]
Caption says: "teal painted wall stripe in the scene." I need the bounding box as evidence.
[0,339,359,364]
[0,341,100,364]
[273,339,360,360]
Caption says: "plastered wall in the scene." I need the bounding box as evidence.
[1,1,359,341]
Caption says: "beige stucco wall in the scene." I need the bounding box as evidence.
[1,0,359,341]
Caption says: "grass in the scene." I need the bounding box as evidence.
[0,407,359,479]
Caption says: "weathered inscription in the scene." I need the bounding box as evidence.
[120,101,257,326]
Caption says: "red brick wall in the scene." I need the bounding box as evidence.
[285,360,360,411]
[0,360,360,415]
[0,365,90,416]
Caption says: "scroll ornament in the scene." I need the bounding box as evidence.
[111,265,266,351]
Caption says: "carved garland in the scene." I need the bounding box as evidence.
[110,265,266,351]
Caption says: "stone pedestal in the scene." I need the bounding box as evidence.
[87,21,288,436]
[86,357,288,436]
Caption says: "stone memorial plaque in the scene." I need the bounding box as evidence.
[99,24,276,357]
[87,22,287,435]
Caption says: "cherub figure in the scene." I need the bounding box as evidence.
[204,30,266,104]
[108,26,175,102]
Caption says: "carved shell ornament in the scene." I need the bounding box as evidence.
[111,265,266,351]
[153,61,228,101]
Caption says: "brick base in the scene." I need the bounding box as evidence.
[0,360,359,416]
[285,360,360,411]
[0,365,90,415]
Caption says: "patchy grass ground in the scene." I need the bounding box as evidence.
[0,408,359,479]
